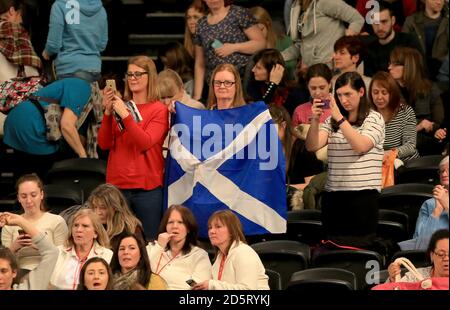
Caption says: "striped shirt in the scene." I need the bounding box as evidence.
[384,105,419,161]
[321,110,384,192]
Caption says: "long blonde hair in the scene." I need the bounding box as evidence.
[87,184,142,243]
[250,6,276,48]
[206,63,246,109]
[183,0,208,58]
[124,55,159,102]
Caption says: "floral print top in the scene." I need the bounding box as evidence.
[193,5,256,83]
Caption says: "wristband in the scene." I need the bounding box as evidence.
[336,117,346,127]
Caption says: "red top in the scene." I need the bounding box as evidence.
[98,101,169,190]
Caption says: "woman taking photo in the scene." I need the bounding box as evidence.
[305,71,385,247]
[98,55,169,240]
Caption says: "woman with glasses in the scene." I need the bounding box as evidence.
[98,55,169,240]
[399,156,449,250]
[388,229,449,282]
[389,46,445,156]
[206,63,246,110]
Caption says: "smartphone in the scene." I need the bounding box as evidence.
[320,99,330,109]
[211,39,223,49]
[106,79,117,94]
[186,279,197,287]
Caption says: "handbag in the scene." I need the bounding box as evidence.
[0,66,45,113]
[371,257,449,290]
[28,94,62,141]
[381,149,398,189]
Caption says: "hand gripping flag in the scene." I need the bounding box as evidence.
[164,101,287,237]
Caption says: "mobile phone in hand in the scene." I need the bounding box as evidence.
[320,99,330,109]
[186,279,197,287]
[211,39,223,49]
[106,79,117,95]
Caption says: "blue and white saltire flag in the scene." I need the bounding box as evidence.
[164,101,287,238]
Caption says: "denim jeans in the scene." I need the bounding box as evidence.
[57,70,101,83]
[121,187,163,241]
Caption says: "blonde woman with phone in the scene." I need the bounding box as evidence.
[98,55,169,240]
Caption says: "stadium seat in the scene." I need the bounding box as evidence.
[266,269,282,290]
[287,209,325,245]
[286,267,356,291]
[44,184,83,215]
[46,158,107,201]
[391,250,430,268]
[379,183,433,234]
[396,155,443,185]
[377,209,410,242]
[251,240,310,289]
[312,249,385,290]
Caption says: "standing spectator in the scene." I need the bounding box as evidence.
[184,0,207,59]
[369,71,419,163]
[146,205,211,290]
[0,0,41,136]
[49,209,112,290]
[87,183,145,248]
[42,0,107,83]
[402,0,448,79]
[389,46,444,155]
[1,174,67,279]
[192,210,269,290]
[3,78,92,179]
[98,56,169,240]
[283,0,364,68]
[305,72,385,247]
[364,2,423,76]
[250,6,296,80]
[193,0,266,101]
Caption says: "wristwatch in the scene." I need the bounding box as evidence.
[336,117,346,127]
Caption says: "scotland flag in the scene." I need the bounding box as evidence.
[165,101,287,237]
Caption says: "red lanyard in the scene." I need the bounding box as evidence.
[217,254,227,280]
[155,251,179,275]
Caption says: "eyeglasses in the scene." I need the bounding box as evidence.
[433,251,449,259]
[438,167,449,175]
[213,80,236,88]
[125,71,148,79]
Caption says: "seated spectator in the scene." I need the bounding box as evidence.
[87,183,145,248]
[157,69,204,110]
[49,209,112,290]
[402,0,448,79]
[146,205,211,290]
[192,210,269,290]
[3,78,93,180]
[77,257,113,290]
[183,0,207,59]
[250,6,296,80]
[158,42,195,96]
[292,63,332,127]
[369,71,419,164]
[364,2,423,77]
[1,174,67,278]
[388,229,449,282]
[398,156,449,250]
[110,233,157,290]
[0,212,59,290]
[331,36,371,93]
[389,46,444,156]
[247,48,306,116]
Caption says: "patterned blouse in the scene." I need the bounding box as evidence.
[193,5,256,83]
